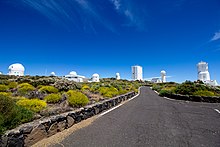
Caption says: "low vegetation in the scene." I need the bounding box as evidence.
[0,75,143,134]
[67,90,89,107]
[16,99,47,113]
[0,94,33,134]
[39,86,58,94]
[44,93,62,103]
[152,81,220,97]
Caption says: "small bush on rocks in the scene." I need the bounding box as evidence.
[193,90,215,97]
[17,83,35,96]
[0,92,11,97]
[44,93,62,103]
[98,87,119,98]
[16,99,47,113]
[8,82,18,89]
[67,90,89,107]
[81,85,90,91]
[39,86,58,94]
[159,90,172,97]
[0,94,33,134]
[0,84,9,92]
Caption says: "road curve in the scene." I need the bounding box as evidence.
[52,87,220,147]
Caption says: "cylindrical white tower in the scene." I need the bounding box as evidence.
[116,73,120,80]
[92,73,100,82]
[197,61,210,81]
[161,70,166,83]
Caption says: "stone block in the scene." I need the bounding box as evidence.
[47,122,58,137]
[67,116,75,128]
[24,124,47,147]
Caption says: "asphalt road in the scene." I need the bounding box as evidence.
[52,87,220,147]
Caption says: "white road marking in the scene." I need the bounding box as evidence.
[154,90,159,95]
[163,96,177,101]
[214,109,220,114]
[99,87,141,117]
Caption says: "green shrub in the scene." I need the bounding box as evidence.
[44,93,62,103]
[0,92,12,97]
[17,83,35,96]
[193,90,215,97]
[159,90,172,97]
[39,86,58,94]
[152,84,162,92]
[118,89,128,95]
[81,85,90,91]
[98,87,119,98]
[0,84,9,92]
[16,99,47,113]
[8,82,18,89]
[0,94,33,134]
[67,90,89,107]
[90,84,100,92]
[53,80,82,91]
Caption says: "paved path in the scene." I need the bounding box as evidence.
[52,87,220,147]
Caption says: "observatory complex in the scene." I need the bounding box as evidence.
[151,70,167,83]
[197,61,218,86]
[132,65,143,81]
[65,71,86,82]
[8,63,25,76]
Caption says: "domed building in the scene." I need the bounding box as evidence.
[50,72,56,76]
[92,73,100,82]
[65,71,85,82]
[8,63,25,76]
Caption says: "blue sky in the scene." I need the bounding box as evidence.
[0,0,220,83]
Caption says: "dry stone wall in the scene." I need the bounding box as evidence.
[0,92,136,147]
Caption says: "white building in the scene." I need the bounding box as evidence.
[132,65,143,81]
[197,61,210,81]
[116,73,120,80]
[50,72,56,76]
[151,78,161,83]
[91,73,100,82]
[197,61,218,86]
[161,70,166,83]
[8,63,25,76]
[0,72,2,75]
[65,71,85,82]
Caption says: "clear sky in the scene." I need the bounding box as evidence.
[0,0,220,83]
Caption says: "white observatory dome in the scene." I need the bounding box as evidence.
[50,72,56,76]
[69,71,77,76]
[8,63,25,76]
[0,72,2,75]
[92,73,100,82]
[92,73,99,77]
[161,70,166,75]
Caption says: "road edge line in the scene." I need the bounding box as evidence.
[99,87,141,117]
[214,109,220,114]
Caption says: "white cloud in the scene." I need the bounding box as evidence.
[111,0,121,10]
[211,31,220,41]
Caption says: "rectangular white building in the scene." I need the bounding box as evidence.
[131,65,143,81]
